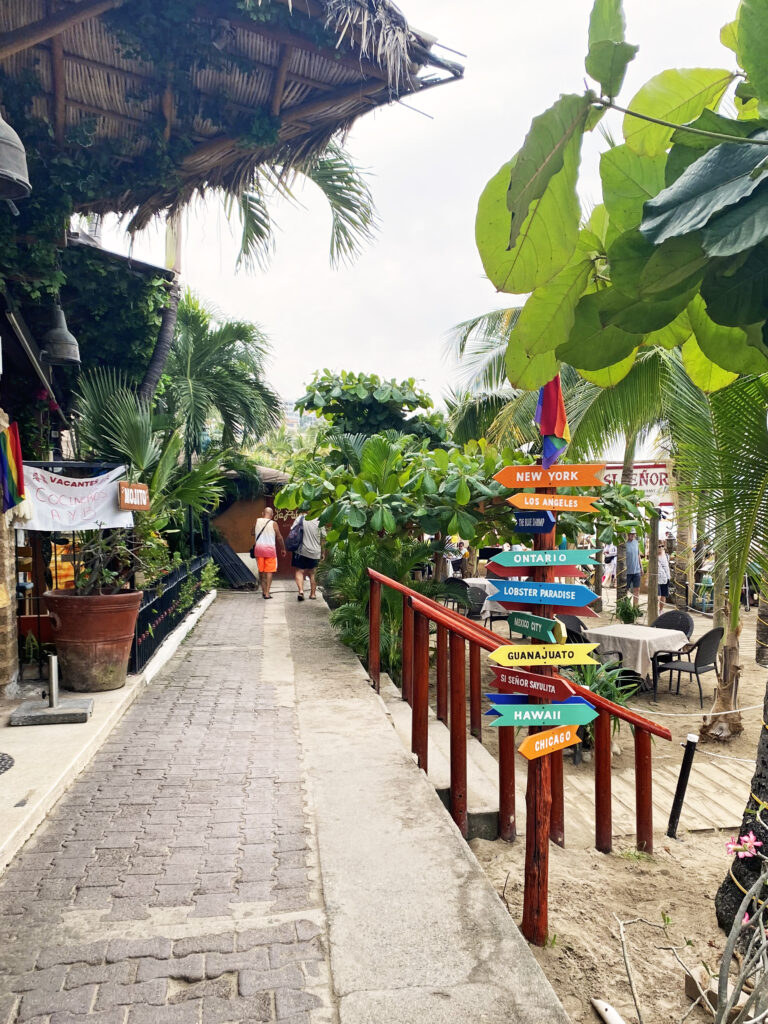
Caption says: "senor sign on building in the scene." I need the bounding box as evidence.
[118,481,150,511]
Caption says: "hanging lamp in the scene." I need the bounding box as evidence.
[0,111,31,200]
[40,305,81,365]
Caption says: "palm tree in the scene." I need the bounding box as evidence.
[139,143,377,400]
[160,293,281,457]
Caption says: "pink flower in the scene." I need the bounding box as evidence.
[35,388,48,401]
[737,832,763,859]
[743,912,751,926]
[726,836,739,855]
[48,400,60,412]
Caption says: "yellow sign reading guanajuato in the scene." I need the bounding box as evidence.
[488,644,599,667]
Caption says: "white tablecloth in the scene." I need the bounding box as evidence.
[584,624,688,679]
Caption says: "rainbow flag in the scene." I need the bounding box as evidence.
[0,423,25,512]
[534,375,570,469]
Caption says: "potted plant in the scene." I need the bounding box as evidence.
[44,527,143,692]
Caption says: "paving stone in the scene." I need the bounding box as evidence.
[202,995,273,1023]
[73,886,113,909]
[0,994,18,1024]
[37,942,107,969]
[64,961,136,989]
[189,894,234,918]
[124,856,166,875]
[51,1011,127,1024]
[152,884,196,907]
[95,979,168,1010]
[106,937,172,962]
[237,966,304,996]
[168,977,234,1002]
[18,984,97,1021]
[237,924,296,951]
[173,934,234,957]
[205,950,270,980]
[136,954,205,983]
[103,897,152,921]
[10,964,67,993]
[197,873,235,894]
[269,939,323,969]
[275,990,322,1019]
[128,1005,200,1024]
[231,882,273,903]
[111,875,159,899]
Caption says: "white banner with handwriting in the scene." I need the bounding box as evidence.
[16,466,134,531]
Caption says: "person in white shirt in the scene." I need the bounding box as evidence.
[293,517,324,601]
[657,540,671,609]
[602,542,617,585]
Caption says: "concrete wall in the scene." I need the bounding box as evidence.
[0,408,19,693]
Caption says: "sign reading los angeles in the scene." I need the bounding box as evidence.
[508,493,599,513]
[490,667,574,701]
[513,511,556,534]
[518,725,581,759]
[494,464,605,489]
[488,699,598,729]
[507,610,566,644]
[489,549,599,568]
[488,643,598,667]
[489,581,598,607]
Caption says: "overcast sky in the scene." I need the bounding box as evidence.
[103,0,734,410]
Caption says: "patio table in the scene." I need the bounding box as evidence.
[583,623,688,683]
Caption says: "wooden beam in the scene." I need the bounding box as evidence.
[48,2,66,145]
[281,78,386,124]
[270,45,293,117]
[0,0,125,60]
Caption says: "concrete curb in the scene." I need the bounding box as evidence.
[0,589,218,873]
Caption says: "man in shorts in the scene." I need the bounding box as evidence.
[293,517,324,601]
[626,528,642,608]
[253,507,286,600]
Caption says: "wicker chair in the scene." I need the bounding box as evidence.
[651,610,695,640]
[652,627,723,707]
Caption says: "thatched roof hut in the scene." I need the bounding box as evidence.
[0,0,462,226]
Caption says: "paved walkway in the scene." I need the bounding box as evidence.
[0,589,569,1024]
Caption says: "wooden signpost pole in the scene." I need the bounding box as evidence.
[521,483,555,947]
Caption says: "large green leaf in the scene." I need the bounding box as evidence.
[640,130,768,245]
[505,256,593,388]
[664,111,762,186]
[638,233,709,297]
[700,243,768,326]
[586,41,638,100]
[644,309,694,348]
[600,145,666,233]
[681,335,738,391]
[505,94,591,253]
[701,182,768,256]
[597,283,694,333]
[476,138,582,294]
[607,229,653,297]
[588,0,625,45]
[622,68,733,157]
[576,348,638,385]
[688,294,768,373]
[556,291,642,368]
[737,0,768,106]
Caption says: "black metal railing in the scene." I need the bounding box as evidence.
[129,556,211,674]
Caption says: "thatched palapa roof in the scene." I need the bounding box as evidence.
[0,0,462,226]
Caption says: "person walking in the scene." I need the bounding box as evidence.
[626,528,642,608]
[253,506,285,600]
[293,516,324,601]
[602,542,617,585]
[657,540,671,610]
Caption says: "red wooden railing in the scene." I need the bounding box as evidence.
[367,568,671,857]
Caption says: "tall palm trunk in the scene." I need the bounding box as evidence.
[673,474,693,611]
[616,432,637,602]
[646,512,659,623]
[139,214,182,402]
[715,684,768,930]
[713,555,726,631]
[701,588,744,741]
[756,581,768,667]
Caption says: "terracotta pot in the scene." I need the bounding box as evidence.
[43,590,143,692]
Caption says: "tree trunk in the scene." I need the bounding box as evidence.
[701,598,743,742]
[756,581,768,667]
[713,556,726,631]
[616,433,637,602]
[715,684,768,931]
[592,549,603,613]
[646,513,659,624]
[673,472,693,611]
[138,277,180,402]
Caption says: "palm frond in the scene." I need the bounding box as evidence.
[233,187,274,274]
[444,308,522,393]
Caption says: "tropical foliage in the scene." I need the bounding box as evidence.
[475,0,768,387]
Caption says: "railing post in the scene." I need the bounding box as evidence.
[412,608,429,773]
[449,633,467,838]
[595,710,612,853]
[550,750,565,847]
[635,727,653,853]
[498,723,516,842]
[402,592,414,706]
[436,624,448,724]
[368,576,381,692]
[469,642,481,742]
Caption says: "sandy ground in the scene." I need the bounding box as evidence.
[439,587,768,1023]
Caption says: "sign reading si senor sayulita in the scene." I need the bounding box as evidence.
[508,493,599,513]
[489,643,598,667]
[489,580,598,607]
[513,510,556,534]
[507,610,566,644]
[517,725,581,760]
[490,667,574,701]
[494,464,605,489]
[489,549,599,568]
[489,698,598,729]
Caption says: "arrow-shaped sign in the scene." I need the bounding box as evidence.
[488,643,599,667]
[517,725,581,760]
[484,693,526,717]
[490,666,575,701]
[488,701,598,728]
[508,493,599,514]
[495,600,598,618]
[489,549,600,568]
[506,610,566,644]
[494,464,605,489]
[487,563,586,579]
[513,511,556,534]
[488,581,599,607]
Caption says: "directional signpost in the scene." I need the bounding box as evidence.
[487,563,586,579]
[494,464,605,489]
[488,580,599,607]
[517,725,581,760]
[490,549,599,568]
[488,643,599,667]
[508,493,599,513]
[490,666,574,701]
[506,610,566,644]
[513,510,556,534]
[488,696,598,728]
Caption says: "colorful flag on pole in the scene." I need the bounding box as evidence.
[0,422,25,512]
[534,375,570,469]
